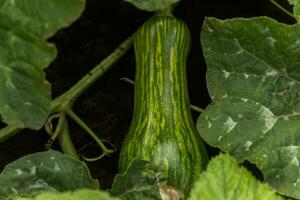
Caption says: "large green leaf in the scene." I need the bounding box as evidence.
[188,154,282,200]
[15,189,120,200]
[124,0,179,12]
[0,150,98,199]
[111,158,183,200]
[0,0,85,129]
[198,17,300,198]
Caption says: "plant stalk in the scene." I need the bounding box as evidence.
[51,33,135,112]
[270,0,296,20]
[65,108,114,155]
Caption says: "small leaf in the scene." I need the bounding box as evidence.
[124,0,179,12]
[0,0,85,129]
[0,150,99,198]
[198,17,300,198]
[111,158,179,200]
[188,154,282,200]
[15,189,120,200]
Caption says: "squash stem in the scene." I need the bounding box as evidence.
[65,108,114,157]
[269,0,296,21]
[51,32,135,112]
[58,118,81,160]
[45,112,66,149]
[158,5,176,16]
[0,123,23,143]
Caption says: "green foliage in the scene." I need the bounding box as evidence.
[15,189,119,200]
[0,150,98,199]
[0,0,85,129]
[188,154,282,200]
[111,159,165,200]
[124,0,179,12]
[198,17,300,198]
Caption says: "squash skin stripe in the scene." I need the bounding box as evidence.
[119,16,207,194]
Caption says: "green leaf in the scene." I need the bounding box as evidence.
[0,150,98,198]
[198,17,300,198]
[111,159,163,200]
[188,154,282,200]
[0,0,85,129]
[15,189,120,200]
[124,0,179,12]
[111,158,183,200]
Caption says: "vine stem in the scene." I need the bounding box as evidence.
[0,31,135,143]
[58,117,80,160]
[65,108,114,155]
[269,0,296,20]
[45,112,66,149]
[51,32,135,112]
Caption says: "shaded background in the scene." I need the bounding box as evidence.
[0,0,294,189]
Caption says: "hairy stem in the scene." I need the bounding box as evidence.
[270,0,296,20]
[45,112,66,149]
[51,33,135,112]
[66,108,114,155]
[59,118,80,160]
[0,32,135,143]
[0,123,23,143]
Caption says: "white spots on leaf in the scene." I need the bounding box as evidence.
[236,49,244,55]
[241,98,249,102]
[222,94,228,98]
[24,102,32,106]
[257,106,277,134]
[294,179,300,187]
[291,157,299,167]
[6,79,16,90]
[30,179,50,190]
[288,81,296,87]
[218,136,223,141]
[276,91,285,96]
[15,169,23,176]
[244,140,252,152]
[224,117,237,133]
[283,116,289,121]
[266,36,277,47]
[50,156,55,160]
[222,70,230,79]
[262,154,267,158]
[207,27,214,32]
[243,73,249,79]
[266,70,278,77]
[207,120,212,128]
[54,162,60,172]
[10,187,18,194]
[30,166,36,175]
[262,117,277,134]
[265,27,269,32]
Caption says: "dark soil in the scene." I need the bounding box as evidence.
[0,0,293,190]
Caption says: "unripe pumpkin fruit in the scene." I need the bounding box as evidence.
[119,16,208,194]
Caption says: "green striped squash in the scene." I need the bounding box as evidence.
[119,16,208,194]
